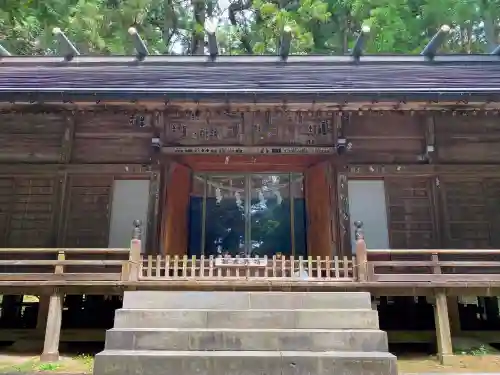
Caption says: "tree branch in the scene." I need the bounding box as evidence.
[228,0,253,54]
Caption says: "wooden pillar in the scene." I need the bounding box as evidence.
[36,295,50,331]
[305,161,336,258]
[40,291,63,362]
[434,291,453,365]
[160,163,191,256]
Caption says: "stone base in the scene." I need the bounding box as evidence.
[94,350,398,375]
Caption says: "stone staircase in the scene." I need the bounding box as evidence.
[94,291,397,375]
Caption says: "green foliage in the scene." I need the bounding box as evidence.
[0,0,498,55]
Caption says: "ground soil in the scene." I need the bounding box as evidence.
[397,355,500,373]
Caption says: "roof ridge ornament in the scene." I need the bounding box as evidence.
[421,24,451,60]
[128,27,149,61]
[205,18,218,61]
[52,27,80,61]
[279,25,292,61]
[352,25,370,60]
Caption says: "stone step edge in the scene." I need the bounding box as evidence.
[117,308,374,312]
[108,328,382,333]
[97,350,396,359]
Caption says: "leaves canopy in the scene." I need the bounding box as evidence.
[0,0,499,55]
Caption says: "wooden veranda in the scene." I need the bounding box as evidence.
[0,221,499,364]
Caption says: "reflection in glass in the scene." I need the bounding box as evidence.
[187,173,307,257]
[187,175,204,256]
[203,175,246,257]
[250,174,291,257]
[291,174,307,257]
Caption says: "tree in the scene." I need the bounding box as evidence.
[0,0,498,55]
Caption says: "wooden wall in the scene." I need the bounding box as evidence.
[2,107,500,254]
[0,109,156,250]
[340,111,500,252]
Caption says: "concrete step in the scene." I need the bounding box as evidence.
[114,308,379,330]
[94,350,398,375]
[122,291,372,310]
[105,328,388,352]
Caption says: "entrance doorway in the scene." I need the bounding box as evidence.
[187,173,307,257]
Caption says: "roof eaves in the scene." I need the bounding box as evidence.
[1,88,499,103]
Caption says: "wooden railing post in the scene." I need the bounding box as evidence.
[128,219,142,281]
[354,221,368,282]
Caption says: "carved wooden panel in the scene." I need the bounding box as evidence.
[164,112,244,145]
[385,178,436,249]
[64,176,112,247]
[73,113,153,163]
[251,112,334,146]
[163,111,334,146]
[0,177,57,247]
[0,113,66,162]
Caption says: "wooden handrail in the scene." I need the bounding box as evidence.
[0,260,126,266]
[367,249,500,254]
[0,248,130,254]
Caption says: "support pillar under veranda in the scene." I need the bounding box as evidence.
[40,290,63,362]
[434,290,453,365]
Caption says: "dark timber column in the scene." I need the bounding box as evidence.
[160,162,191,256]
[305,161,337,258]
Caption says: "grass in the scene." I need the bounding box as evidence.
[0,354,93,374]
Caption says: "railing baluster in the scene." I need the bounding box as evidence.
[209,255,214,278]
[325,256,330,280]
[334,256,340,279]
[155,255,161,277]
[343,255,349,278]
[216,258,222,278]
[316,256,322,279]
[235,255,240,278]
[352,255,357,279]
[173,255,179,277]
[254,255,259,277]
[298,256,304,278]
[307,256,313,278]
[182,255,188,277]
[200,255,205,278]
[191,255,196,278]
[272,256,277,277]
[147,255,153,277]
[165,255,170,278]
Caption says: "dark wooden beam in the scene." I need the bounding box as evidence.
[0,164,152,175]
